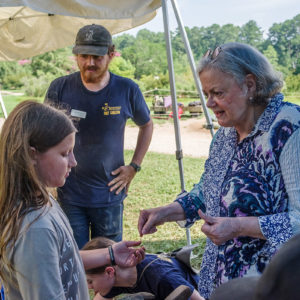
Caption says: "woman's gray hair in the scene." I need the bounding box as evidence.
[197,42,283,105]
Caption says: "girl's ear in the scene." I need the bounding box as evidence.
[30,146,38,165]
[105,266,116,278]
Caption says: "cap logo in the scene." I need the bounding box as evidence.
[85,30,96,42]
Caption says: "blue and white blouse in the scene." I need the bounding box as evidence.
[176,93,300,299]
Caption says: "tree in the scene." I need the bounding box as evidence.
[113,34,135,51]
[109,56,135,79]
[29,47,74,77]
[263,45,289,76]
[268,14,300,73]
[238,20,263,48]
[122,38,168,79]
[263,45,280,68]
[215,24,240,45]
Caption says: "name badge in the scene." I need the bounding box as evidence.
[71,109,86,119]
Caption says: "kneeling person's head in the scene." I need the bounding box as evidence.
[82,237,117,297]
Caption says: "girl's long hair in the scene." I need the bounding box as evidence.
[0,100,76,283]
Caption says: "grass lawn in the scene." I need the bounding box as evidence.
[285,92,300,106]
[123,150,207,267]
[88,150,207,299]
[0,94,42,117]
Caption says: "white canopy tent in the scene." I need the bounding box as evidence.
[0,0,162,61]
[0,0,214,244]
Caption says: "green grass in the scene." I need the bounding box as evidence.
[123,150,207,267]
[285,92,300,106]
[88,151,206,299]
[0,94,42,117]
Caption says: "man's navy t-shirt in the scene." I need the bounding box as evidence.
[46,72,150,207]
[104,254,200,300]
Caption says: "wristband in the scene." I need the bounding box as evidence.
[129,162,141,172]
[108,245,116,266]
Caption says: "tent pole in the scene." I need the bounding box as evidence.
[161,0,191,246]
[170,0,214,137]
[0,90,8,119]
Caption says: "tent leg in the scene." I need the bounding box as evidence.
[0,91,8,119]
[161,0,191,246]
[170,0,214,137]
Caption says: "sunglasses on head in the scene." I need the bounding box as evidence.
[203,46,222,60]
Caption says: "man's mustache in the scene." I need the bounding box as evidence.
[86,66,98,71]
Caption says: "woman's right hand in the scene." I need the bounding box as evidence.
[138,202,186,237]
[138,207,165,236]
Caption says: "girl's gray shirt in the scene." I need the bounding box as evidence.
[5,196,89,300]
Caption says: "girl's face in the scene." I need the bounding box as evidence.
[33,132,77,188]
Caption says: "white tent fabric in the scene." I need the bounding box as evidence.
[0,0,161,61]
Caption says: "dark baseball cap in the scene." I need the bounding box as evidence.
[209,233,300,300]
[72,24,112,56]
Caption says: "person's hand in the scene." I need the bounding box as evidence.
[138,207,166,237]
[108,165,136,195]
[198,210,239,245]
[112,241,145,267]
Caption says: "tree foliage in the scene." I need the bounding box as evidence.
[0,14,299,94]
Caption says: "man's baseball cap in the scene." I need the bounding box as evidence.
[210,233,300,300]
[72,24,112,56]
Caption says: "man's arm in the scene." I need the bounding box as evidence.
[108,118,153,194]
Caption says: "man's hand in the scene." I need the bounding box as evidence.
[113,240,145,267]
[108,165,136,195]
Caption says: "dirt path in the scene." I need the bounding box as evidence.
[125,118,212,158]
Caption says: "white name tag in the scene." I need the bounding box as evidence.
[71,109,87,119]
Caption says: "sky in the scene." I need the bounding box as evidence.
[122,0,300,36]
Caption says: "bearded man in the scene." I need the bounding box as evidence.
[45,24,153,248]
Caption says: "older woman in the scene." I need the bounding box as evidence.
[138,42,300,299]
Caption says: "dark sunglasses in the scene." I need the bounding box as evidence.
[203,46,222,60]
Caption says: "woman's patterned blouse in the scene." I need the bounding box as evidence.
[176,93,300,299]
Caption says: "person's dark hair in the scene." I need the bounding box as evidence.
[82,237,115,275]
[197,42,283,105]
[0,100,76,284]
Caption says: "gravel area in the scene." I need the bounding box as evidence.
[125,118,212,158]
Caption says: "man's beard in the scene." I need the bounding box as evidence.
[81,62,109,83]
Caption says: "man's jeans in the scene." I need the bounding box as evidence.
[60,202,123,249]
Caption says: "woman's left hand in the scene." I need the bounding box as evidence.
[198,210,240,245]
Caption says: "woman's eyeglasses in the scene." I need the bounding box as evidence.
[203,46,222,60]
